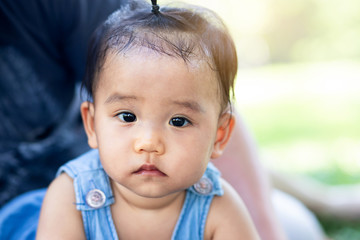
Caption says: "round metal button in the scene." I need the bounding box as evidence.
[193,177,213,195]
[86,189,106,208]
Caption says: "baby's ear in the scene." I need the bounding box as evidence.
[211,113,235,159]
[80,101,98,149]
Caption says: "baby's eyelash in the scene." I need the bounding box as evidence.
[169,116,192,127]
[113,112,194,127]
[116,112,137,123]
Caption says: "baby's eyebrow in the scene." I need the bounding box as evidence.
[104,93,137,104]
[171,100,204,113]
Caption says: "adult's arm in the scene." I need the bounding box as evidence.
[272,170,360,221]
[212,111,286,240]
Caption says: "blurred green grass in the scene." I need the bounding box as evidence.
[319,216,360,240]
[235,61,360,182]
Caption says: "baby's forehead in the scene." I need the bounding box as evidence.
[97,50,222,103]
[104,47,215,75]
[99,50,220,91]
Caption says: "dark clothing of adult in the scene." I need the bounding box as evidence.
[0,0,126,206]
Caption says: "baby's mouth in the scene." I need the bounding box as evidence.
[133,164,167,177]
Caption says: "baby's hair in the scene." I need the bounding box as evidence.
[82,0,237,112]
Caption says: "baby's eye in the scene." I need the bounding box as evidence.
[117,112,137,123]
[169,117,191,127]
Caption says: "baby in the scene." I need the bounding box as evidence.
[37,0,260,239]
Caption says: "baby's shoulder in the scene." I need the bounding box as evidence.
[37,174,85,239]
[204,178,260,240]
[207,178,246,222]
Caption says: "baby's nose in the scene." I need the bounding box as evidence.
[133,128,165,155]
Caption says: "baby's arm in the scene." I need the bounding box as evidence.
[36,174,86,240]
[205,178,260,240]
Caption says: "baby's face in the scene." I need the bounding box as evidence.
[89,51,223,199]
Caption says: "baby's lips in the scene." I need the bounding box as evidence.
[133,164,166,176]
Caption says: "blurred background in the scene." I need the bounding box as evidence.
[164,0,360,239]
